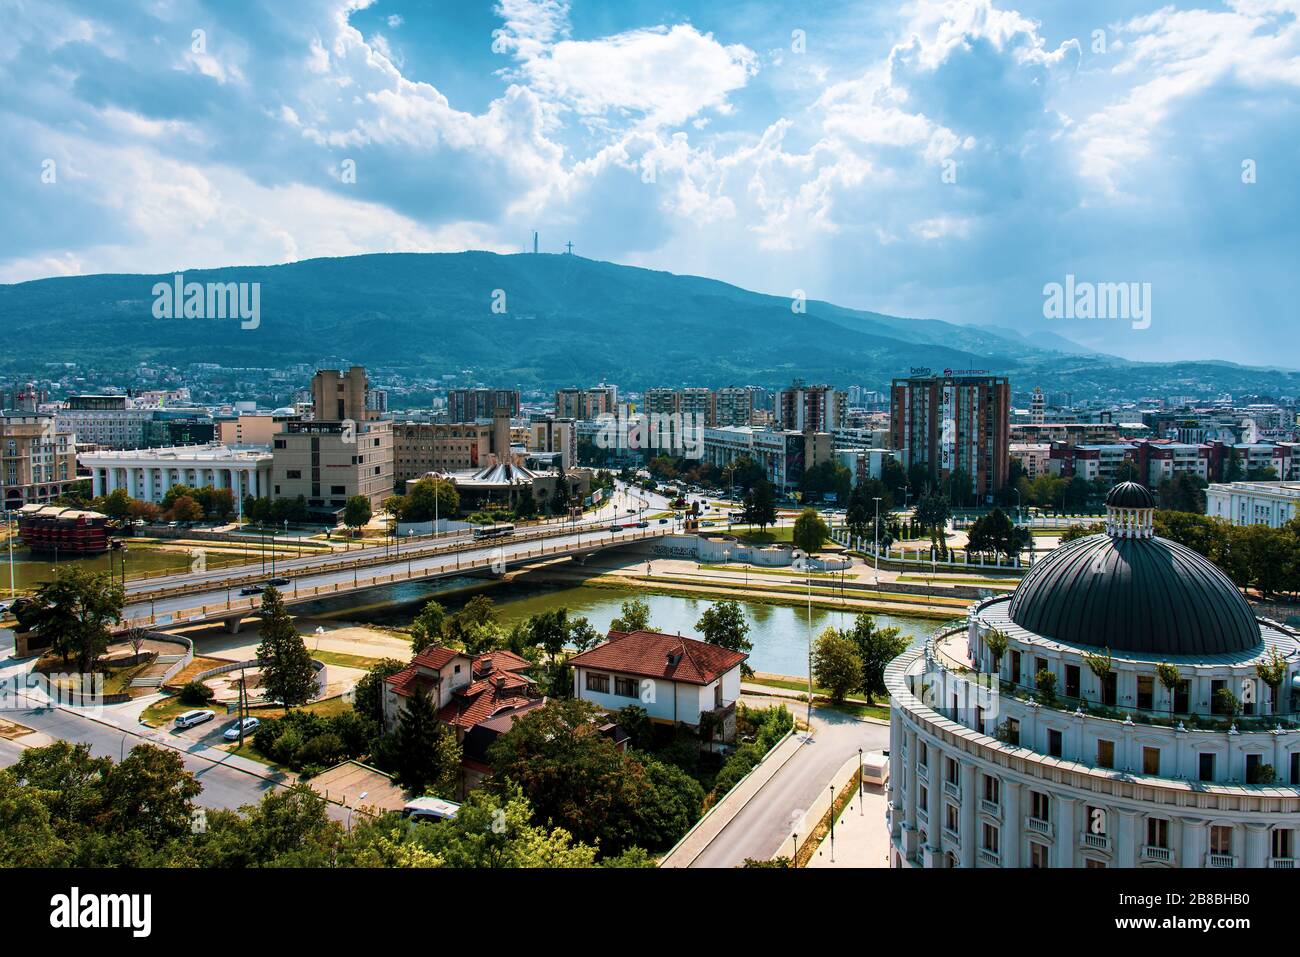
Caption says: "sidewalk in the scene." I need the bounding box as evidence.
[773,753,890,867]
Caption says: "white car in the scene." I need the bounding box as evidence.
[223,716,260,740]
[174,709,215,730]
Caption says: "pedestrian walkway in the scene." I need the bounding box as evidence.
[774,752,890,867]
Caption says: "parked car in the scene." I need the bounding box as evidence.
[401,796,461,823]
[223,717,261,740]
[174,709,215,730]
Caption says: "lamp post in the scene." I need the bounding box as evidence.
[828,784,836,862]
[5,510,14,600]
[872,496,882,572]
[858,748,864,812]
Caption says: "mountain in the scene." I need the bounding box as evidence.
[2,251,1296,398]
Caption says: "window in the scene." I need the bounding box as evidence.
[1101,671,1117,706]
[1210,679,1229,715]
[1210,826,1232,856]
[945,757,959,785]
[614,676,638,698]
[1031,791,1050,822]
[1199,752,1216,782]
[1291,752,1300,786]
[1174,679,1190,714]
[1147,817,1169,849]
[585,672,609,694]
[1029,842,1049,868]
[1004,718,1020,746]
[1084,858,1107,868]
[1065,664,1080,699]
[1047,729,1063,758]
[982,823,999,854]
[918,741,928,769]
[983,774,1000,805]
[286,470,301,479]
[945,804,959,833]
[1143,747,1161,776]
[331,485,346,495]
[918,785,928,810]
[1137,675,1154,710]
[1272,828,1293,860]
[1096,739,1115,769]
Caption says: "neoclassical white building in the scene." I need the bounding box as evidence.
[80,444,273,503]
[888,482,1300,868]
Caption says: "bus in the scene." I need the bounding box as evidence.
[473,523,515,540]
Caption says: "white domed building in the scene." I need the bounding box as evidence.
[886,482,1300,868]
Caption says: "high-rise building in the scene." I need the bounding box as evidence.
[555,388,613,420]
[1030,386,1045,425]
[273,367,393,516]
[713,387,755,427]
[1,413,78,508]
[446,388,520,423]
[530,417,578,471]
[777,382,847,432]
[890,373,1010,502]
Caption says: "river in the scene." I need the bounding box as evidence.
[295,577,936,678]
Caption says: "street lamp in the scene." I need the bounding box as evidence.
[828,784,836,862]
[5,510,14,600]
[872,496,882,572]
[858,748,864,812]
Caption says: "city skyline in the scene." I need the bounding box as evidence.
[4,0,1298,367]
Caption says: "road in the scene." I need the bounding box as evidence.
[0,705,289,812]
[689,704,890,867]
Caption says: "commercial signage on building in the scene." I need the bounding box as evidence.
[940,386,954,472]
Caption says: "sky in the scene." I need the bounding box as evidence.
[3,0,1298,365]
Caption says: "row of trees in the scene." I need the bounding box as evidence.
[1060,510,1300,598]
[97,484,237,525]
[0,740,652,867]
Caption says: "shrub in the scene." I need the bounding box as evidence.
[179,681,214,705]
[294,732,347,769]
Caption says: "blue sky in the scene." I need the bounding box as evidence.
[3,0,1297,365]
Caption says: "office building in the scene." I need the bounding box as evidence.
[1207,481,1300,528]
[777,382,847,432]
[554,387,614,421]
[446,389,520,423]
[891,373,1011,502]
[81,443,273,502]
[393,421,492,485]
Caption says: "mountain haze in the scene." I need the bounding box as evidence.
[2,252,1295,397]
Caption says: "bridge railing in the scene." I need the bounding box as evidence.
[121,527,670,629]
[126,519,674,605]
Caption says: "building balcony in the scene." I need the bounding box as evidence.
[1024,816,1053,839]
[1141,845,1173,864]
[1080,832,1110,852]
[1271,857,1295,868]
[978,848,1000,866]
[1205,853,1237,868]
[943,781,960,800]
[979,799,1002,819]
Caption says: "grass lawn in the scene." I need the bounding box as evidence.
[896,574,1020,587]
[731,527,795,545]
[101,659,157,696]
[308,649,386,671]
[142,691,352,727]
[697,563,838,579]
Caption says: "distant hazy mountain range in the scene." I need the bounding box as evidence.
[3,251,1295,398]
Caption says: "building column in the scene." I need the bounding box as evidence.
[1116,809,1139,868]
[923,750,943,866]
[91,468,104,497]
[902,727,918,858]
[959,759,977,867]
[1181,818,1207,869]
[1002,779,1021,868]
[1055,796,1076,867]
[144,467,155,502]
[1244,823,1269,868]
[104,467,118,494]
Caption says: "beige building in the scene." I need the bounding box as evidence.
[1,413,79,510]
[529,417,577,471]
[271,367,393,516]
[393,422,492,485]
[555,387,613,420]
[216,411,298,447]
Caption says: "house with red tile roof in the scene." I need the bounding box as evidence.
[567,630,747,741]
[381,645,542,739]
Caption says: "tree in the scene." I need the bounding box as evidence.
[1256,647,1288,715]
[443,595,498,650]
[409,600,448,653]
[99,744,201,844]
[100,487,134,522]
[812,628,863,704]
[255,587,318,708]
[1157,472,1208,514]
[1082,647,1113,703]
[343,495,372,536]
[1035,668,1057,703]
[24,567,124,672]
[695,600,753,672]
[1155,662,1181,711]
[965,508,1030,558]
[742,477,777,532]
[792,508,830,553]
[168,494,203,524]
[394,689,461,797]
[402,477,459,523]
[983,628,1008,674]
[846,614,909,705]
[351,658,407,724]
[609,597,652,633]
[943,467,974,508]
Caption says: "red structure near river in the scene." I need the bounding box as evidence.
[16,504,112,554]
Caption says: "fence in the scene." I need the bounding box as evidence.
[829,527,1036,570]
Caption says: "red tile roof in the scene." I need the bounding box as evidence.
[473,649,532,676]
[568,630,747,686]
[438,673,540,729]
